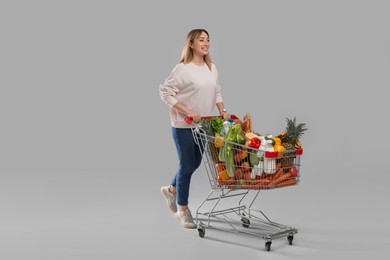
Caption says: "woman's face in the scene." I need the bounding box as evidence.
[191,31,210,57]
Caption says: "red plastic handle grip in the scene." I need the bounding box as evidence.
[185,114,238,124]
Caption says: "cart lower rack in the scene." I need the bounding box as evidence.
[190,119,303,251]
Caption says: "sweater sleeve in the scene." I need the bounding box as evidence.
[159,64,183,108]
[213,64,223,103]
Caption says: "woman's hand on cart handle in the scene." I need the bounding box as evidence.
[185,114,239,124]
[186,111,201,123]
[221,111,231,120]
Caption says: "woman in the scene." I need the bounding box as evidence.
[159,29,229,229]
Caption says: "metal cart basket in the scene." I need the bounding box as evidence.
[188,116,303,251]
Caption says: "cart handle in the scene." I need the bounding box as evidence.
[185,114,239,124]
[264,147,303,157]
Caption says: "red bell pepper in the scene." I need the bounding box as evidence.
[248,137,261,149]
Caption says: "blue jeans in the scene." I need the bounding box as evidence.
[171,127,203,206]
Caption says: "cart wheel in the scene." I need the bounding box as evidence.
[198,226,205,238]
[265,241,272,251]
[287,235,293,245]
[241,217,250,228]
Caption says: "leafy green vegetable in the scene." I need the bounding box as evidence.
[225,123,241,143]
[210,117,224,135]
[218,123,242,177]
[218,142,227,162]
[199,119,220,163]
[225,149,235,177]
[236,133,246,145]
[199,119,213,136]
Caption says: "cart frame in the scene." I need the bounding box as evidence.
[190,119,303,251]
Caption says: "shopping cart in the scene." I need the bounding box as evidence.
[186,115,303,251]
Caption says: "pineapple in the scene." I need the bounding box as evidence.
[279,117,308,168]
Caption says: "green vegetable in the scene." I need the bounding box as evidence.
[218,124,242,177]
[217,139,235,177]
[199,119,219,162]
[210,117,224,135]
[225,149,235,177]
[249,152,261,166]
[225,124,242,143]
[199,119,213,136]
[236,133,246,145]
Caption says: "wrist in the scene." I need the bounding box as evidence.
[219,108,227,115]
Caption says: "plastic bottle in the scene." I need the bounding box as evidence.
[221,120,232,137]
[252,136,267,177]
[263,139,276,174]
[258,136,267,156]
[251,162,263,178]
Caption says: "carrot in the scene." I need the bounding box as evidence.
[272,168,283,180]
[275,162,282,170]
[276,178,297,188]
[269,172,292,187]
[253,178,271,188]
[259,172,273,180]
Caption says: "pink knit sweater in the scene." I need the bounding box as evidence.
[159,62,223,128]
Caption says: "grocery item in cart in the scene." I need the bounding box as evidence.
[277,117,308,168]
[191,114,307,190]
[263,139,277,174]
[218,123,242,177]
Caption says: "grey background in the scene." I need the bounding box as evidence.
[1,0,389,259]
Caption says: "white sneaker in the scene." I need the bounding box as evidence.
[161,186,177,213]
[175,209,197,229]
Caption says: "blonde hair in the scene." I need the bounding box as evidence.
[179,29,212,71]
